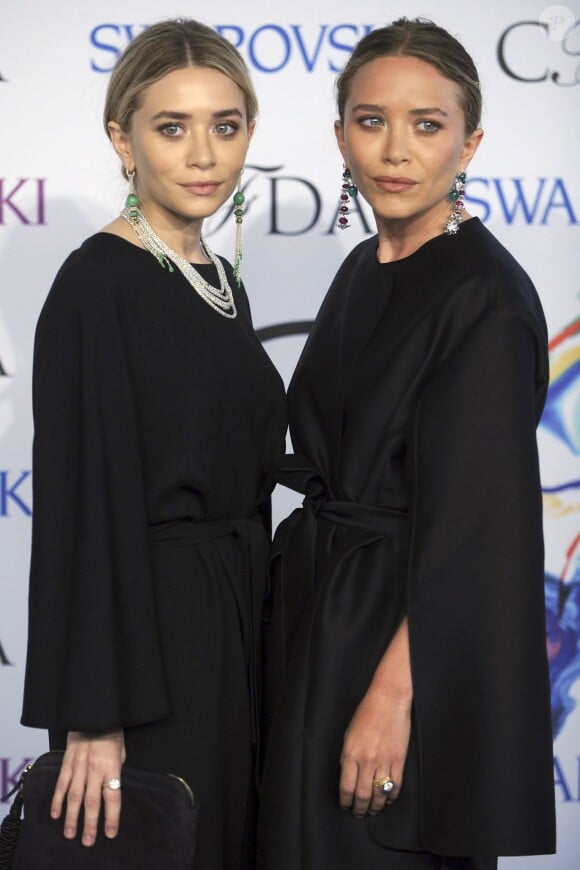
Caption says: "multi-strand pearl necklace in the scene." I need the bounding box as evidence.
[122,205,237,319]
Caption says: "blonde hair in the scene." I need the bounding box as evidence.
[104,18,258,135]
[336,18,482,135]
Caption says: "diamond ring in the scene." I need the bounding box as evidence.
[373,776,394,794]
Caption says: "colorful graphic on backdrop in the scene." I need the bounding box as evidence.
[541,318,580,737]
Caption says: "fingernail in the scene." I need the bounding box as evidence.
[83,834,94,846]
[105,828,117,838]
[64,828,75,839]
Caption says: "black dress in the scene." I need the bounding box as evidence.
[20,233,287,870]
[258,219,555,868]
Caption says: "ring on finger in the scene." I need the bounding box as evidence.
[373,776,395,795]
[104,778,121,791]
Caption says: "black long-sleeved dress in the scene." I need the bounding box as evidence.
[21,233,287,870]
[258,218,555,867]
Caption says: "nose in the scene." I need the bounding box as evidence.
[186,128,216,169]
[382,122,410,165]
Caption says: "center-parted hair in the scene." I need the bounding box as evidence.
[104,18,258,135]
[336,18,482,135]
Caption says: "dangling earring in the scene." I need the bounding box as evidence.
[232,174,246,287]
[444,171,466,235]
[337,165,358,229]
[125,169,139,220]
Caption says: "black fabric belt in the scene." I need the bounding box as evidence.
[304,497,408,536]
[274,452,408,536]
[268,454,409,672]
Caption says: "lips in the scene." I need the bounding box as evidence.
[179,181,222,196]
[374,176,418,193]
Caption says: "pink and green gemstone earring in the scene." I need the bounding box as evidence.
[337,166,358,230]
[444,171,467,235]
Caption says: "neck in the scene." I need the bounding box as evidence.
[375,204,471,263]
[139,202,208,263]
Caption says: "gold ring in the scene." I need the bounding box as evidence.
[373,776,394,794]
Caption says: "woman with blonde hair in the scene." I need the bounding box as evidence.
[259,18,555,870]
[21,19,285,869]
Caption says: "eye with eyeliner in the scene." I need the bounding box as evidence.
[416,119,442,133]
[155,120,241,138]
[157,122,184,137]
[214,121,240,137]
[358,115,384,129]
[354,113,444,134]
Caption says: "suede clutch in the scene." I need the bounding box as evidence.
[0,750,197,869]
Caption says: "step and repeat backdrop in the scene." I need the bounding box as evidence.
[1,1,578,865]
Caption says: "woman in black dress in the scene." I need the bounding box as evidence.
[20,19,285,869]
[258,19,555,869]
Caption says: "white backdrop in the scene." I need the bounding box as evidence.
[1,1,579,866]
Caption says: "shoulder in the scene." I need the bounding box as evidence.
[45,235,128,303]
[444,222,550,396]
[406,221,548,393]
[455,219,547,337]
[42,233,151,310]
[411,220,547,354]
[36,234,138,339]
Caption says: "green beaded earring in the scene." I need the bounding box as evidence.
[232,177,246,287]
[125,170,139,220]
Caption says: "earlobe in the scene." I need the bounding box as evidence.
[107,121,134,171]
[334,120,347,164]
[460,127,484,170]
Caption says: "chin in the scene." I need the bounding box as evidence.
[375,208,418,224]
[168,203,219,222]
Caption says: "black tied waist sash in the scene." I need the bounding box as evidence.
[267,454,409,676]
[149,513,268,772]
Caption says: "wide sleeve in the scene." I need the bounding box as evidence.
[21,258,171,732]
[406,307,556,855]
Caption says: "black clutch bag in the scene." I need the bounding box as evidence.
[0,750,198,869]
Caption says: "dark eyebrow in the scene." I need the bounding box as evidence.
[350,103,449,117]
[150,108,244,121]
[151,110,190,121]
[409,107,449,117]
[351,103,385,113]
[213,108,244,120]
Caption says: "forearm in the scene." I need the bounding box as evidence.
[367,616,413,703]
[339,616,413,815]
